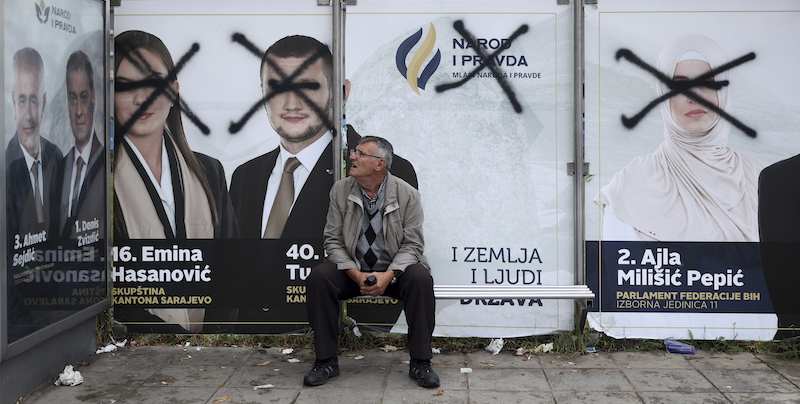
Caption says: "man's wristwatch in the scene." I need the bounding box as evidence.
[390,270,401,285]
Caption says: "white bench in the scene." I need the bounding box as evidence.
[354,285,594,309]
[432,285,594,309]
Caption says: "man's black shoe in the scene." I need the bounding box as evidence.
[409,358,440,388]
[303,357,340,386]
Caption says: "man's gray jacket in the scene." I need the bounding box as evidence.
[323,172,430,273]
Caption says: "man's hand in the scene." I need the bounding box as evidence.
[346,268,393,297]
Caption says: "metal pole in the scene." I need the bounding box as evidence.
[0,0,7,361]
[332,0,345,181]
[572,0,587,327]
[573,0,585,286]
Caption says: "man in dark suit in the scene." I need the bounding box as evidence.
[229,35,416,332]
[230,35,416,240]
[758,154,800,339]
[6,47,63,340]
[58,51,105,241]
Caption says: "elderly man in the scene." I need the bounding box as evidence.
[7,47,63,239]
[6,47,63,341]
[304,136,438,388]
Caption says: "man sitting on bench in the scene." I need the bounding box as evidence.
[304,136,438,388]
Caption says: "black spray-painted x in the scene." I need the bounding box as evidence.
[115,42,209,136]
[436,20,528,113]
[228,33,335,136]
[616,48,757,137]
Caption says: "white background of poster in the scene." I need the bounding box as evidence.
[346,1,574,337]
[115,0,577,338]
[114,1,331,182]
[584,0,800,340]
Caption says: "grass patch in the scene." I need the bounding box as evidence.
[97,311,800,357]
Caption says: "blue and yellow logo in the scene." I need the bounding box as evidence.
[35,0,50,24]
[395,24,441,94]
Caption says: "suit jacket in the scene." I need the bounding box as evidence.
[58,134,105,240]
[758,153,800,338]
[6,132,63,245]
[229,126,418,239]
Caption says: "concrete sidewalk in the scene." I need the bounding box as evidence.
[18,344,800,403]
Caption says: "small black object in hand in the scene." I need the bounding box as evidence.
[365,275,377,286]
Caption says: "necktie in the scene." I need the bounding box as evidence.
[32,161,43,223]
[71,157,85,216]
[263,157,301,238]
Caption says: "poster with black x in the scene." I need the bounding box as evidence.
[346,1,573,338]
[584,0,800,341]
[113,0,576,337]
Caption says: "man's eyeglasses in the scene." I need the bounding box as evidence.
[350,148,383,160]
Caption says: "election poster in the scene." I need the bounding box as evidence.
[4,0,108,343]
[584,0,800,340]
[112,1,334,334]
[346,1,575,337]
[113,0,578,337]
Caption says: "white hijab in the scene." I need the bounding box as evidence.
[598,34,764,241]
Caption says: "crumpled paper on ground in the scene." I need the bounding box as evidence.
[54,365,83,386]
[96,339,127,354]
[345,316,362,337]
[534,342,554,353]
[485,338,504,355]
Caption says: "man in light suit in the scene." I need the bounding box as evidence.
[229,35,416,332]
[59,50,105,242]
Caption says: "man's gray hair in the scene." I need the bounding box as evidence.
[359,136,393,170]
[13,47,44,82]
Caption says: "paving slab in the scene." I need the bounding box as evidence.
[117,386,220,404]
[22,382,138,404]
[622,368,718,393]
[294,387,385,404]
[164,346,254,366]
[544,368,634,392]
[686,351,769,370]
[724,392,800,404]
[470,390,555,403]
[141,363,238,388]
[699,369,800,393]
[203,386,301,404]
[224,364,302,389]
[639,392,730,404]
[538,353,617,369]
[467,367,550,392]
[464,350,544,369]
[383,387,468,403]
[610,351,694,369]
[756,354,800,387]
[552,391,644,404]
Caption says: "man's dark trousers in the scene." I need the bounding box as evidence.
[306,263,435,360]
